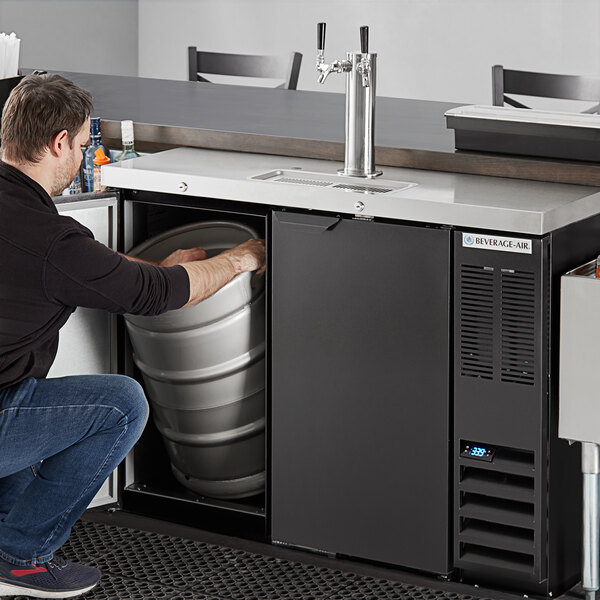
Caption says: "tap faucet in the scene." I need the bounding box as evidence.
[316,23,382,178]
[317,60,340,85]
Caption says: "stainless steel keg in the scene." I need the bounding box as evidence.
[124,221,265,499]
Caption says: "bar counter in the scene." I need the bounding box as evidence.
[63,71,600,187]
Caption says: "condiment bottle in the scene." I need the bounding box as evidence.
[93,148,111,192]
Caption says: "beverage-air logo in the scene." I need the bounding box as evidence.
[462,233,532,254]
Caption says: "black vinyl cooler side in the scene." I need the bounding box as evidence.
[453,212,600,596]
[453,233,548,591]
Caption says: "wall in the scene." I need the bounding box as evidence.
[0,0,597,105]
[137,0,600,105]
[0,0,138,76]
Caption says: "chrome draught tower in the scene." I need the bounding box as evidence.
[316,22,382,178]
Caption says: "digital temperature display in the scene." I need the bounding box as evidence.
[461,442,496,462]
[470,446,487,457]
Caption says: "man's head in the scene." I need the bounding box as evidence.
[1,74,93,195]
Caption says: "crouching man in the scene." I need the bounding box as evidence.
[0,74,265,598]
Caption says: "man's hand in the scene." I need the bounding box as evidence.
[181,238,266,307]
[159,247,207,267]
[220,239,266,275]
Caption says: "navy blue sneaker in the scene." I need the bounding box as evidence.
[0,554,99,598]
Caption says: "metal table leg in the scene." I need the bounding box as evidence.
[582,442,600,600]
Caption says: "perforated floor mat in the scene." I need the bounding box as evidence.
[6,520,495,599]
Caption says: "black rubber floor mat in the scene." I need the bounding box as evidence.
[5,520,495,599]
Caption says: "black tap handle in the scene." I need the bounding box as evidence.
[317,22,326,51]
[360,26,369,54]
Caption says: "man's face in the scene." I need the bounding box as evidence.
[51,118,90,196]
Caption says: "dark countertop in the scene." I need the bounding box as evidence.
[63,71,600,187]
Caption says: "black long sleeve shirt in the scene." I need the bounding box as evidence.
[0,161,190,389]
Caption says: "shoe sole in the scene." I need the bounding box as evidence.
[0,580,98,598]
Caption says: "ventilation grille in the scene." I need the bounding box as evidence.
[277,177,393,194]
[251,170,416,195]
[458,265,537,386]
[332,183,394,194]
[501,270,536,385]
[458,445,536,574]
[277,177,331,187]
[459,265,494,380]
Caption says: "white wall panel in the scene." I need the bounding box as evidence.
[0,0,138,76]
[137,0,600,105]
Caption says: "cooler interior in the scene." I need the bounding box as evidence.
[119,197,269,538]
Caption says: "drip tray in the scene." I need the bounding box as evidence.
[251,170,417,195]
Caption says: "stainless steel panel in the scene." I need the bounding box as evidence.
[559,260,600,444]
[49,199,118,378]
[50,196,119,508]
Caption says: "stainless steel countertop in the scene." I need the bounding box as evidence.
[103,147,600,235]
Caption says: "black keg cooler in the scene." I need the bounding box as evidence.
[114,180,600,598]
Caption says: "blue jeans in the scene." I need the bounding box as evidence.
[0,374,148,566]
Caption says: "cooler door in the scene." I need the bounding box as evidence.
[270,211,451,574]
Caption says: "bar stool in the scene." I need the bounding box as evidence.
[188,47,302,90]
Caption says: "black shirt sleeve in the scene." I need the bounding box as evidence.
[43,228,190,315]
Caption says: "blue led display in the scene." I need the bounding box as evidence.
[461,442,496,461]
[470,446,487,457]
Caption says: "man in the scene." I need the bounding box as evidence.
[0,74,265,598]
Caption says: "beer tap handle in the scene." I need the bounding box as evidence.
[316,22,329,83]
[360,26,369,54]
[318,22,326,53]
[358,26,371,86]
[316,22,351,83]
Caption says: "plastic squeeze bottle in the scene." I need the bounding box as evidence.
[93,148,111,192]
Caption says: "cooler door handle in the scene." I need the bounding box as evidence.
[273,212,341,232]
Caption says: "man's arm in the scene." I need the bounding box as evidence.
[181,239,265,306]
[119,247,207,267]
[119,253,155,265]
[45,229,264,315]
[45,233,189,315]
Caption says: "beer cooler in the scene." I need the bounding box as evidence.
[99,149,600,598]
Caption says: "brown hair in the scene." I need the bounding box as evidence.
[1,74,93,164]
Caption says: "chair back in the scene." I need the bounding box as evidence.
[492,64,600,113]
[188,48,302,90]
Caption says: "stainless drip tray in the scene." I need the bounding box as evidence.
[251,170,416,195]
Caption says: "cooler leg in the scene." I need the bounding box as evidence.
[582,442,600,600]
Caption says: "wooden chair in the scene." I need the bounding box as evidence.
[188,47,302,90]
[492,64,600,113]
